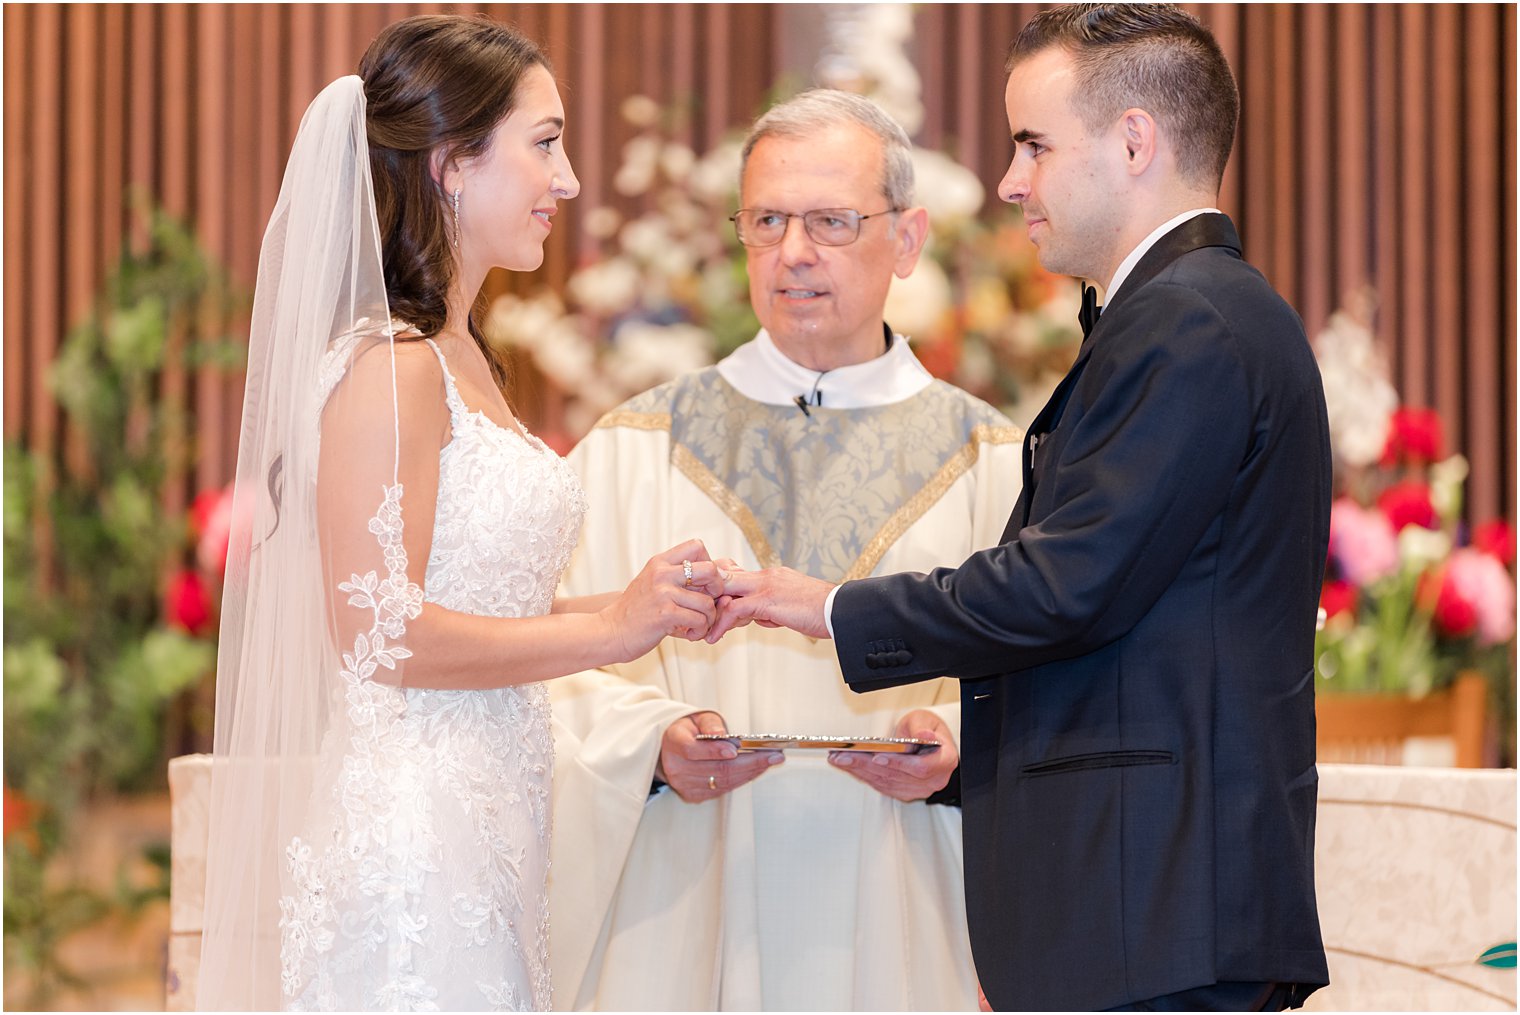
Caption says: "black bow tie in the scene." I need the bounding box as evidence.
[1079,284,1102,339]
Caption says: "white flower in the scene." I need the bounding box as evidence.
[613,136,660,196]
[531,325,597,389]
[619,215,674,262]
[483,292,567,351]
[690,141,743,203]
[605,321,714,390]
[620,94,661,128]
[1315,309,1397,468]
[582,206,622,240]
[566,257,643,317]
[700,262,742,308]
[1397,524,1451,571]
[661,143,696,183]
[911,148,985,223]
[1429,454,1470,520]
[884,258,952,338]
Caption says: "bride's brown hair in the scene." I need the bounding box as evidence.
[359,15,547,381]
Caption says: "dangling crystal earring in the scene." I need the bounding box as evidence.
[452,188,461,248]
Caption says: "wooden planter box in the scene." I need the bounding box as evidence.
[1316,672,1489,767]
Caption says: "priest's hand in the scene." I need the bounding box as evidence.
[658,710,782,803]
[706,566,833,642]
[828,709,957,802]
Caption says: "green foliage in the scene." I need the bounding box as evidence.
[3,200,241,1005]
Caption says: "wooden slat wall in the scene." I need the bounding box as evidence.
[5,3,1515,526]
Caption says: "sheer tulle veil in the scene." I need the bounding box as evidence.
[197,74,404,1010]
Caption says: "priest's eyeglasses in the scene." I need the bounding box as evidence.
[729,207,900,247]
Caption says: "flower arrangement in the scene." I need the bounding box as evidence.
[3,203,240,1006]
[905,206,1083,422]
[1313,303,1516,741]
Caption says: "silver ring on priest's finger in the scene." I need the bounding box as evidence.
[683,559,694,587]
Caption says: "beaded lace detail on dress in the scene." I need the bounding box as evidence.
[279,339,586,1011]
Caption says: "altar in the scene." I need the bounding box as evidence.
[165,757,1515,1011]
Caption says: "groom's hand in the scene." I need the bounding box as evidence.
[706,566,834,642]
[658,710,782,802]
[829,709,958,802]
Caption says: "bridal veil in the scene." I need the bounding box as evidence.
[197,74,416,1010]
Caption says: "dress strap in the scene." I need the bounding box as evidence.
[422,339,470,427]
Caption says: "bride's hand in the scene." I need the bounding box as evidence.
[598,539,728,662]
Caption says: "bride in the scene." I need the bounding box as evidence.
[196,15,725,1011]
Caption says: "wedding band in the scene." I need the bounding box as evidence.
[707,775,717,790]
[683,559,694,587]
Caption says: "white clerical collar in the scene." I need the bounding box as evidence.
[1102,207,1221,305]
[715,327,934,409]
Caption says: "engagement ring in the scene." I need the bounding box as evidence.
[683,559,694,587]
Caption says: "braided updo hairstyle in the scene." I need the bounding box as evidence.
[359,15,548,381]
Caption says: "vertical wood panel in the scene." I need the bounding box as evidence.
[4,5,30,436]
[1504,4,1517,526]
[1206,4,1241,220]
[1269,6,1298,306]
[1239,5,1273,296]
[1371,6,1401,390]
[4,3,1513,528]
[1464,4,1501,525]
[1299,5,1331,336]
[1397,5,1430,407]
[28,4,62,463]
[1430,5,1463,456]
[1333,5,1369,302]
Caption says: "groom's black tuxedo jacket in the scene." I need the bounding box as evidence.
[834,214,1332,1010]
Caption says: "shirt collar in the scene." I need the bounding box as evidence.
[715,327,934,409]
[1102,207,1221,305]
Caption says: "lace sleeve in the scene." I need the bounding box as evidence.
[317,336,448,691]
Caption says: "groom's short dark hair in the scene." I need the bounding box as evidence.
[1008,3,1238,189]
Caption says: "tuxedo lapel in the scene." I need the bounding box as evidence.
[1014,213,1243,532]
[1102,213,1242,320]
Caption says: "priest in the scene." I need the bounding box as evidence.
[548,89,1022,1011]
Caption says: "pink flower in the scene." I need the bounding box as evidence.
[1376,479,1437,531]
[1329,498,1399,586]
[1441,548,1517,645]
[191,485,234,578]
[165,570,212,635]
[1473,519,1517,566]
[1380,406,1444,466]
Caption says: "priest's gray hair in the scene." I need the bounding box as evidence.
[739,89,915,209]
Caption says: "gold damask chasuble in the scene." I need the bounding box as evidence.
[601,369,1021,584]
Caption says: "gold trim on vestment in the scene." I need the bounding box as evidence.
[671,444,782,569]
[843,423,1024,582]
[595,410,672,432]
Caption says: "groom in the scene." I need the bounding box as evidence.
[712,4,1332,1010]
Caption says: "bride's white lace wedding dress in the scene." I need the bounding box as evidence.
[278,339,586,1011]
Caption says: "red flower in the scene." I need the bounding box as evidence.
[913,327,964,382]
[3,784,36,842]
[166,570,212,635]
[1473,519,1517,566]
[1417,565,1479,639]
[1380,407,1443,466]
[1376,479,1437,531]
[1319,579,1359,622]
